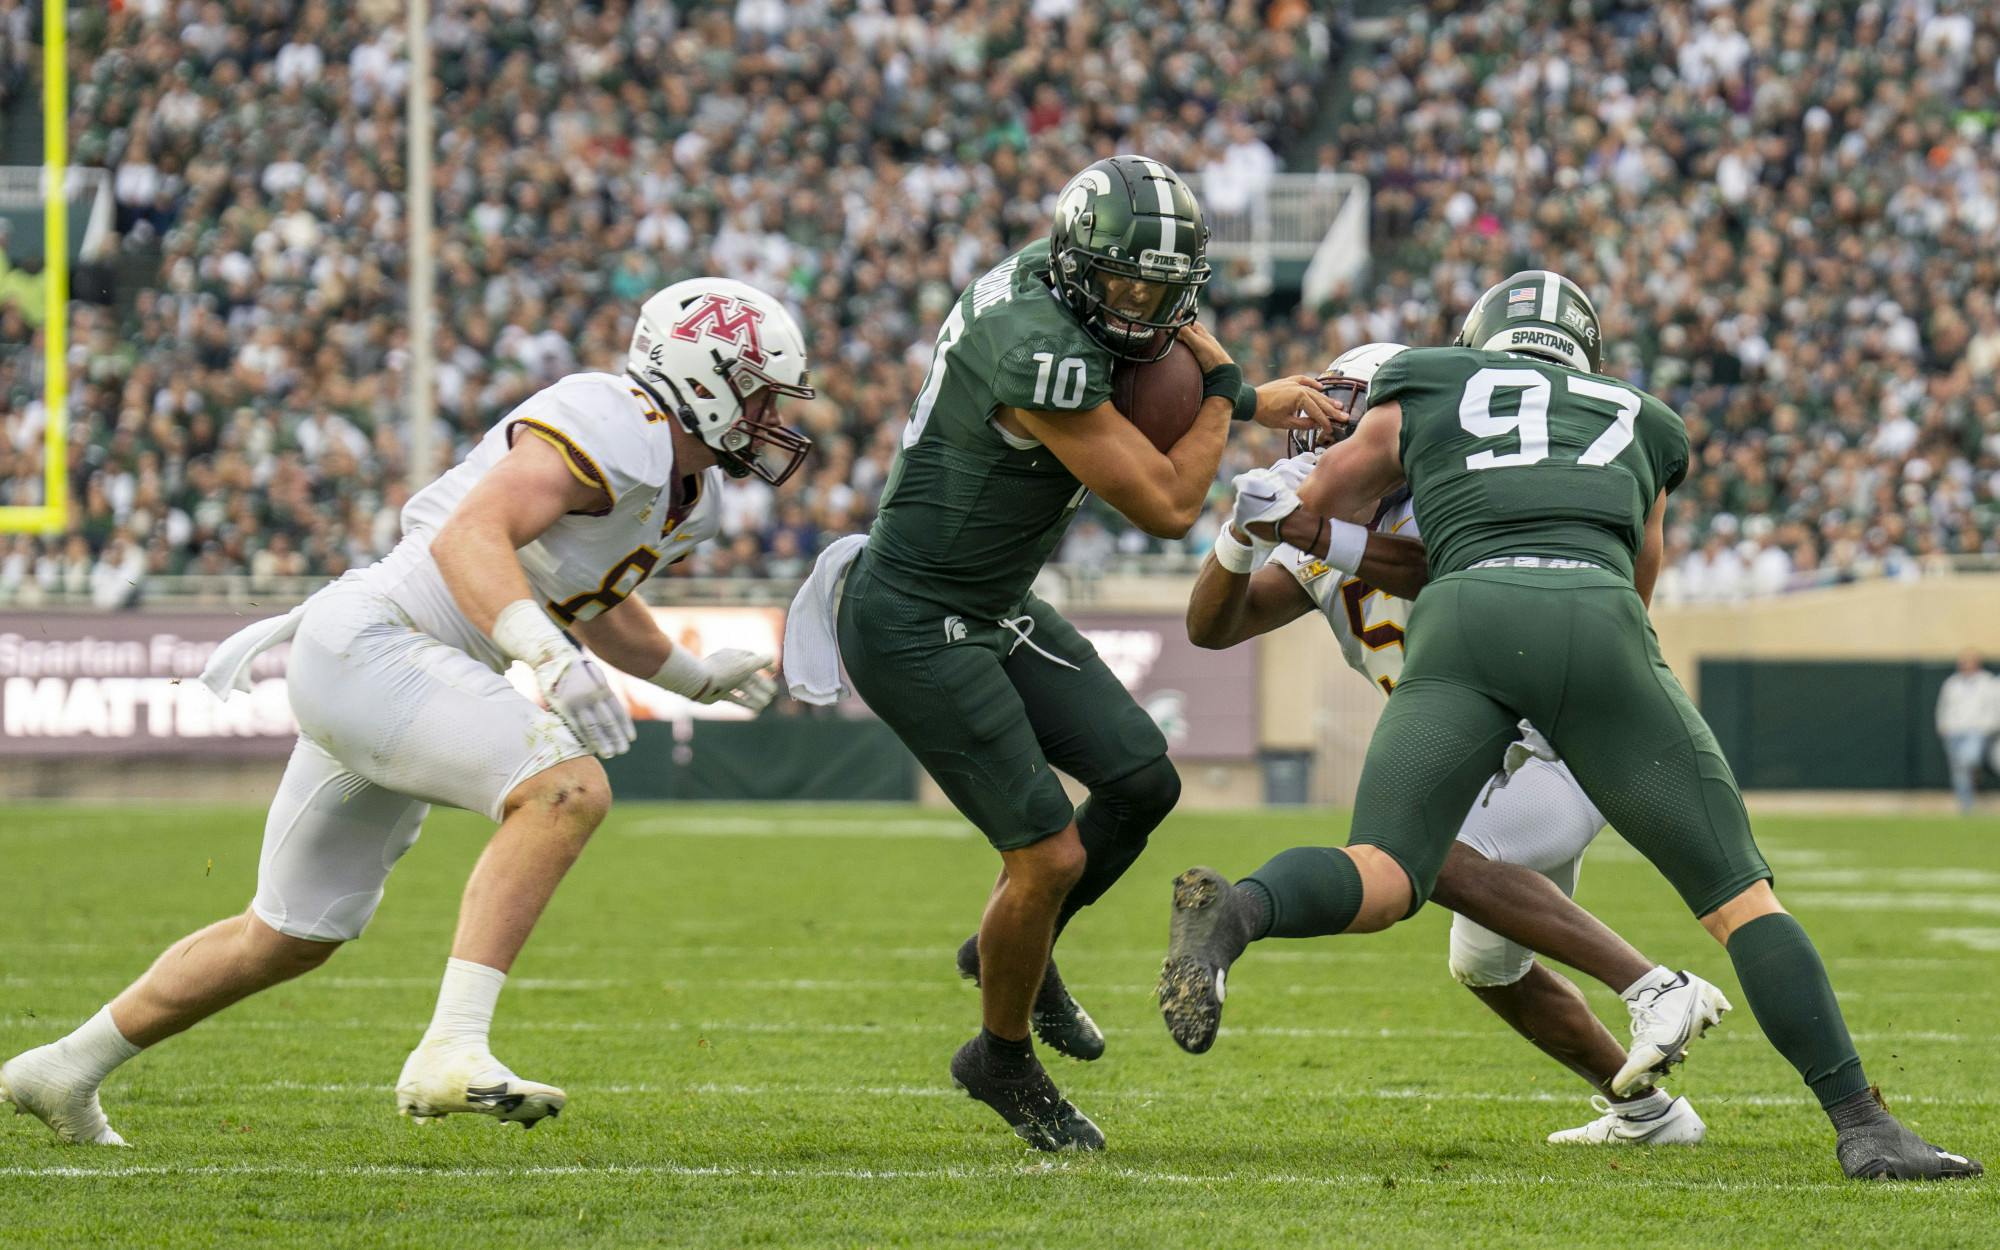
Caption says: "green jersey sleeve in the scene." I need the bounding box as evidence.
[986,324,1114,413]
[1368,350,1418,408]
[1640,394,1690,496]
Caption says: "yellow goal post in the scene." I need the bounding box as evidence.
[0,0,68,535]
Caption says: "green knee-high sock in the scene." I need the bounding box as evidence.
[1240,846,1365,939]
[1726,912,1869,1108]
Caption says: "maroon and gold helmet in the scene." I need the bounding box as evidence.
[1287,341,1410,460]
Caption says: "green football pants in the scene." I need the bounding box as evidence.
[837,557,1170,850]
[1350,567,1771,917]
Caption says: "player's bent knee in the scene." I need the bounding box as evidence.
[243,910,345,974]
[504,757,613,834]
[1699,879,1787,945]
[1089,755,1180,839]
[1006,828,1088,897]
[1447,920,1533,988]
[1344,844,1415,933]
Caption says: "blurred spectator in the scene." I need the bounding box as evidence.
[1,0,1335,597]
[0,0,1995,603]
[1937,649,2000,814]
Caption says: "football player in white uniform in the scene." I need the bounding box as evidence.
[1182,343,1727,1145]
[0,278,813,1144]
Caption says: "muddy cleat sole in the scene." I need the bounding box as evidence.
[955,937,1106,1063]
[0,1046,128,1147]
[1835,1089,1983,1181]
[948,1035,1104,1152]
[1157,867,1258,1055]
[1613,971,1731,1097]
[395,1042,566,1129]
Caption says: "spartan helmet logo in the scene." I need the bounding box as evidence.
[1055,168,1112,236]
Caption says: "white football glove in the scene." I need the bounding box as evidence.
[491,600,636,758]
[651,647,778,712]
[1269,451,1318,494]
[1229,467,1301,548]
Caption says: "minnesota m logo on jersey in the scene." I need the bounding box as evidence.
[670,294,768,366]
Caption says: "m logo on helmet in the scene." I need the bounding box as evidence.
[670,294,768,366]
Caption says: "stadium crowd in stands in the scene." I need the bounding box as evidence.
[0,0,1996,608]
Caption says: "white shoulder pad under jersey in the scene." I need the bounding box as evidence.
[1267,494,1418,696]
[367,372,723,669]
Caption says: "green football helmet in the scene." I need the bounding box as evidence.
[1454,270,1603,373]
[1049,155,1212,362]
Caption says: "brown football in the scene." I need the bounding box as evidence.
[1111,340,1204,453]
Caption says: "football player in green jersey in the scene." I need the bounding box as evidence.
[834,155,1337,1151]
[1158,272,1983,1181]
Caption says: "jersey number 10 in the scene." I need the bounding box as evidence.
[1457,367,1639,472]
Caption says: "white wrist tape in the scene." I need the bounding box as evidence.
[649,646,711,697]
[1323,518,1369,576]
[490,599,571,667]
[1211,526,1257,574]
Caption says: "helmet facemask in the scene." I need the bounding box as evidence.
[1061,251,1206,363]
[712,355,814,487]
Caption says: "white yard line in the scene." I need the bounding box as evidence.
[0,1159,1925,1194]
[240,1079,1979,1111]
[0,1013,1970,1044]
[615,817,976,840]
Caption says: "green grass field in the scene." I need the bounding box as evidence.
[2,801,1997,1247]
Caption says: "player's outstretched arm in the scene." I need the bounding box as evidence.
[1268,508,1430,601]
[571,596,778,712]
[1186,558,1315,650]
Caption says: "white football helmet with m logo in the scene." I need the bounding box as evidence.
[628,277,816,486]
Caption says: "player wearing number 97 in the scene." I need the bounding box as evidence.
[1159,273,1983,1181]
[0,278,813,1146]
[796,154,1337,1153]
[1188,342,1724,1146]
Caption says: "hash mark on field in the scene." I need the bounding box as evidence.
[1787,892,2000,915]
[1927,927,2000,953]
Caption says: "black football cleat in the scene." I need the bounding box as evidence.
[1836,1089,1983,1181]
[948,1033,1105,1153]
[1157,867,1260,1055]
[955,936,1106,1062]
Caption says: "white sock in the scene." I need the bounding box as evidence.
[420,958,506,1050]
[58,1006,143,1086]
[1610,1087,1672,1118]
[1618,965,1679,1001]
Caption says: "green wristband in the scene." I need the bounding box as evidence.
[1200,362,1243,399]
[1201,362,1247,414]
[1231,380,1258,423]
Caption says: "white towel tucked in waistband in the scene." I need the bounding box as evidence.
[783,533,870,706]
[198,603,308,699]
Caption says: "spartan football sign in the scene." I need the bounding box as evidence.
[670,294,768,366]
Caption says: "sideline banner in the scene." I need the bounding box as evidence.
[0,607,1255,761]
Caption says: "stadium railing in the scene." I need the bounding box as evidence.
[1180,172,1369,302]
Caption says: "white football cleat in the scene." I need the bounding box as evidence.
[394,1041,566,1128]
[1613,969,1731,1097]
[0,1044,129,1146]
[1548,1094,1705,1145]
